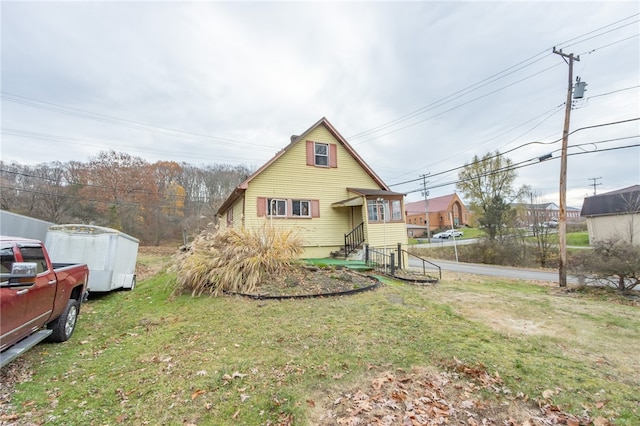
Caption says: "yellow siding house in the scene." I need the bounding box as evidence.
[216,117,408,258]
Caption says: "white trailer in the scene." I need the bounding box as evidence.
[0,210,54,242]
[45,224,139,292]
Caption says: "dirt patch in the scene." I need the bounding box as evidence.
[136,245,178,281]
[138,245,179,257]
[237,266,379,298]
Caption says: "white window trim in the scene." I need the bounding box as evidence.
[267,198,287,217]
[314,142,329,167]
[292,199,311,217]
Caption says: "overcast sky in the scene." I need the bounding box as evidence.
[2,1,638,208]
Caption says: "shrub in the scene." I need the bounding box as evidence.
[569,238,640,292]
[567,222,587,233]
[172,223,303,296]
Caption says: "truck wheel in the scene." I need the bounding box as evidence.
[47,299,79,343]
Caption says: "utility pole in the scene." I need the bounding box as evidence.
[421,174,431,238]
[553,47,579,288]
[588,177,602,195]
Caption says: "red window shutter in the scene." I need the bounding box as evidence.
[311,200,320,218]
[329,144,337,168]
[257,197,266,217]
[306,141,314,166]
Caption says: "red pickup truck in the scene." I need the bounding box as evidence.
[1,236,89,368]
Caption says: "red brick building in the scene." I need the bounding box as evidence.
[405,193,470,236]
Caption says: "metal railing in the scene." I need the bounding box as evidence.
[365,243,441,281]
[401,248,441,281]
[365,246,395,276]
[344,222,365,257]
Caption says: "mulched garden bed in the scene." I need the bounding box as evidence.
[227,265,381,299]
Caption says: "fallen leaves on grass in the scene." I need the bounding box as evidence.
[314,361,603,426]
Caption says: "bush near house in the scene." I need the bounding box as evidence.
[172,224,303,296]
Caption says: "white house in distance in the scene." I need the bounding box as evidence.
[580,185,640,245]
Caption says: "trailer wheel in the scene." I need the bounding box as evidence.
[47,299,79,342]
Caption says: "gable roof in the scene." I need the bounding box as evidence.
[405,194,461,215]
[581,185,640,217]
[217,117,389,215]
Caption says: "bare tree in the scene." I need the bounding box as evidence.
[0,161,21,211]
[527,191,558,267]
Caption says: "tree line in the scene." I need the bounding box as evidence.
[0,150,252,245]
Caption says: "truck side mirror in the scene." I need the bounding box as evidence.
[7,262,38,286]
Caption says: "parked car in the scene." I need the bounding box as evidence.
[432,229,464,239]
[1,236,89,368]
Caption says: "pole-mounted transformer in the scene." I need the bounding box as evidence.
[573,76,587,99]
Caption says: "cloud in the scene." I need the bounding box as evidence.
[1,1,638,209]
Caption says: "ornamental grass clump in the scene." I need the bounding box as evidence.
[172,224,303,296]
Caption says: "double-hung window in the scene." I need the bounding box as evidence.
[368,200,385,222]
[314,143,329,166]
[267,198,287,217]
[292,200,310,217]
[391,200,402,221]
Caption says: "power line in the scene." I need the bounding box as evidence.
[6,136,635,202]
[352,37,637,147]
[385,103,565,183]
[586,85,639,99]
[555,13,639,50]
[348,55,552,141]
[0,91,270,150]
[351,63,563,145]
[388,117,640,188]
[410,143,639,193]
[347,13,639,143]
[0,128,271,164]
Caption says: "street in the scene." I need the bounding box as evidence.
[408,257,580,285]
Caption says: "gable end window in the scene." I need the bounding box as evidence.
[315,143,328,166]
[306,141,337,168]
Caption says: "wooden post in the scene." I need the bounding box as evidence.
[553,47,579,288]
[390,252,395,276]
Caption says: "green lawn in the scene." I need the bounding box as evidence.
[566,231,590,246]
[3,265,638,424]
